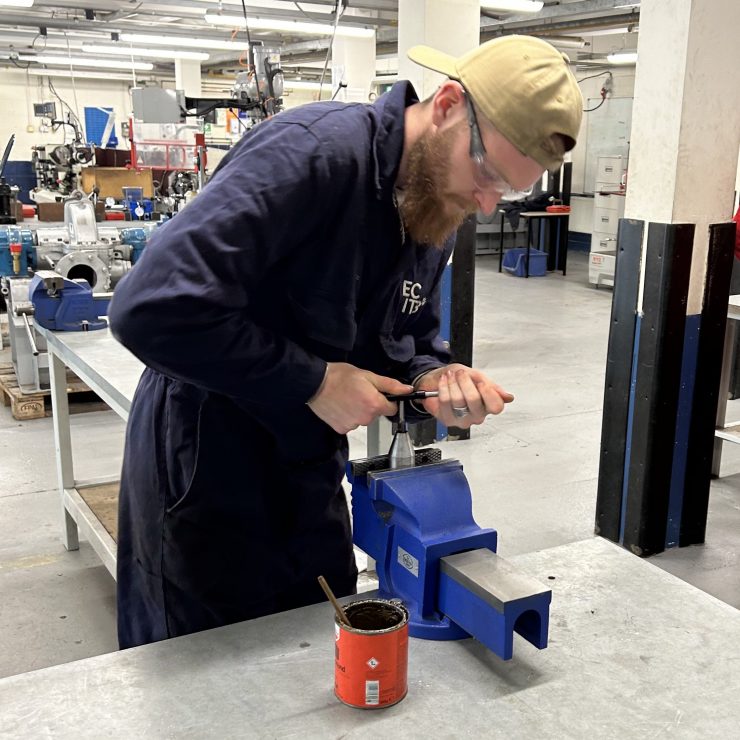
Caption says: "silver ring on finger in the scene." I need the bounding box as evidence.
[452,406,470,418]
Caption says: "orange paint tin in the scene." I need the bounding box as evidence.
[334,598,409,709]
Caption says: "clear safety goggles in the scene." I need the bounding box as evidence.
[464,91,535,202]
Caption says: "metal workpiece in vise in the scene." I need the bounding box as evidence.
[348,400,551,660]
[30,271,110,332]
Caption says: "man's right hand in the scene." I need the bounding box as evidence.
[307,362,413,434]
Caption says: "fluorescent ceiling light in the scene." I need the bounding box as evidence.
[204,12,375,38]
[538,36,586,49]
[480,0,544,12]
[607,51,638,64]
[120,33,249,51]
[81,44,209,61]
[0,1,35,7]
[587,26,637,37]
[19,54,154,71]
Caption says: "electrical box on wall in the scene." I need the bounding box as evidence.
[33,102,56,119]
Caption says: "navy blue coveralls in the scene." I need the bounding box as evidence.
[109,81,454,648]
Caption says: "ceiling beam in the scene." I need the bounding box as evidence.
[481,0,639,28]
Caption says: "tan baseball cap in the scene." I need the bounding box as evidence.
[408,35,583,171]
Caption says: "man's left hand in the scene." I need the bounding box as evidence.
[415,364,514,429]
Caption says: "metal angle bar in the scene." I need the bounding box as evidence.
[595,218,642,544]
[622,223,694,557]
[680,222,736,545]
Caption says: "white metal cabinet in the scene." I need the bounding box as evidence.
[589,157,627,287]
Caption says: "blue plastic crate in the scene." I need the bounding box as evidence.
[502,247,547,277]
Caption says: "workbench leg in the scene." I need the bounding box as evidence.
[712,319,735,477]
[49,350,79,551]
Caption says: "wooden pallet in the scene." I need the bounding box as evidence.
[0,362,109,420]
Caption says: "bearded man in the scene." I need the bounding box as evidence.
[109,35,583,648]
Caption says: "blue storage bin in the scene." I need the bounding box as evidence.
[502,247,547,277]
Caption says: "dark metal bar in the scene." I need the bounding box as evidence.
[680,222,736,545]
[622,222,694,556]
[595,218,643,543]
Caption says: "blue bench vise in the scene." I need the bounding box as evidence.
[348,448,552,660]
[30,270,110,332]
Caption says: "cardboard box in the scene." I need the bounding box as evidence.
[37,201,106,222]
[80,167,154,199]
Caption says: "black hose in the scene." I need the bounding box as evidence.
[0,134,15,178]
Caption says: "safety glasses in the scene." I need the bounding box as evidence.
[464,92,534,202]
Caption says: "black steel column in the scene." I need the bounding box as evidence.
[412,215,476,445]
[448,215,477,440]
[680,222,736,545]
[595,218,644,542]
[561,162,572,206]
[622,222,694,556]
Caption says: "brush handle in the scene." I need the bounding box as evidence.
[318,575,352,628]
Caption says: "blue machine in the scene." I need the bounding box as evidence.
[126,198,155,221]
[348,448,552,660]
[30,271,109,331]
[120,227,148,264]
[0,226,35,277]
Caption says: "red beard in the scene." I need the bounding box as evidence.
[397,123,478,247]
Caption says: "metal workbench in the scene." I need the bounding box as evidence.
[34,324,143,578]
[1,537,739,736]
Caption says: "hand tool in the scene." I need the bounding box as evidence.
[383,390,439,401]
[388,398,414,470]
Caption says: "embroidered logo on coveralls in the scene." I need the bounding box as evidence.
[401,280,427,315]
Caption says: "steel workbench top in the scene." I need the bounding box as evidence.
[1,537,739,737]
[35,324,143,419]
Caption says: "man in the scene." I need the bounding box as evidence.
[109,35,582,648]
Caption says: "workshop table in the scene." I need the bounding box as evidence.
[712,295,740,476]
[1,537,739,737]
[34,324,143,578]
[498,210,570,277]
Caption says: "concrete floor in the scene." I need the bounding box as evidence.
[1,251,739,681]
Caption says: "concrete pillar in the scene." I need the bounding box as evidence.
[175,59,202,97]
[626,0,740,314]
[331,33,376,103]
[397,0,480,99]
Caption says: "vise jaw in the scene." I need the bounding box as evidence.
[347,449,552,660]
